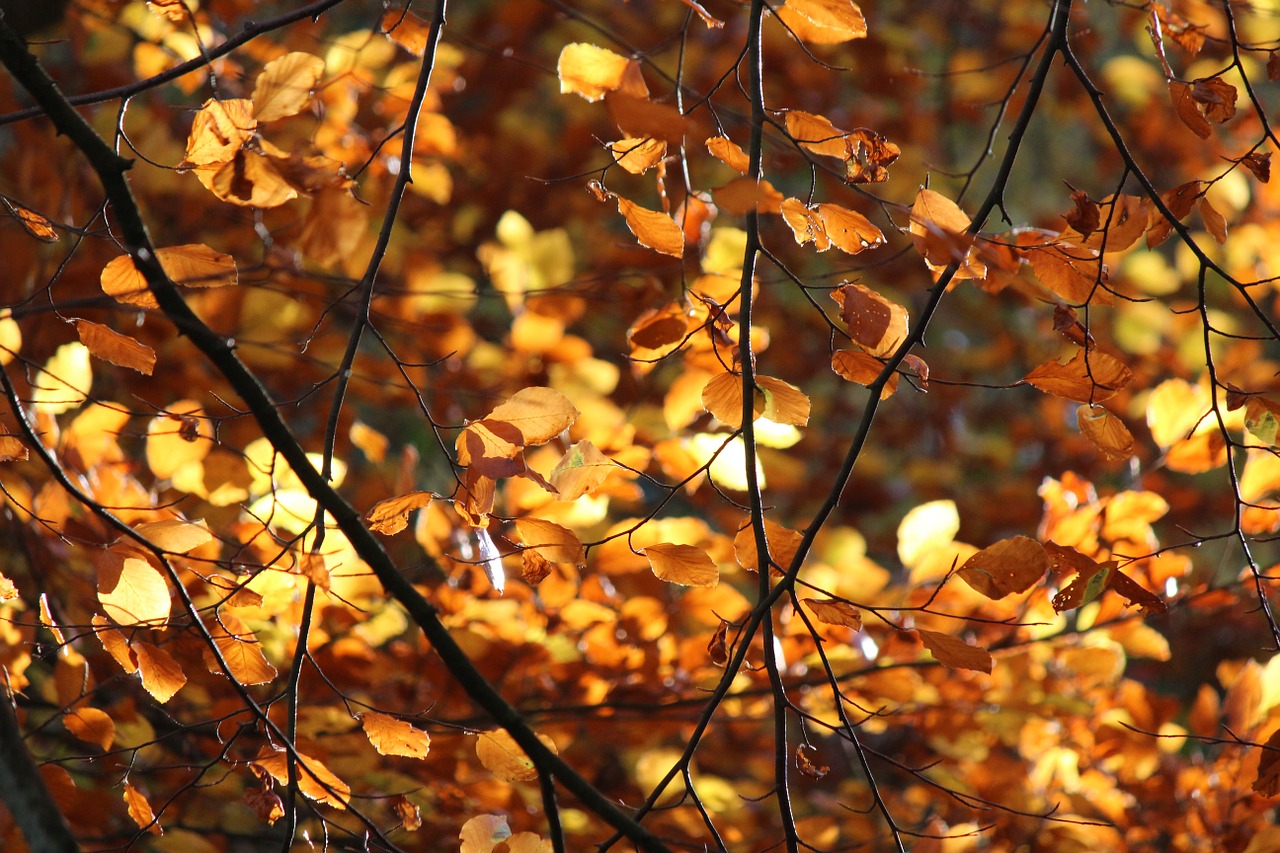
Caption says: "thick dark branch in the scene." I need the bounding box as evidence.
[0,690,78,853]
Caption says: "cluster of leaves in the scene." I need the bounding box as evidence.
[6,0,1280,851]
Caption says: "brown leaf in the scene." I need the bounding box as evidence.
[702,371,762,428]
[183,99,256,167]
[957,536,1049,599]
[1242,151,1270,182]
[616,197,684,257]
[783,110,849,158]
[1077,405,1136,460]
[1065,189,1100,235]
[831,349,898,399]
[1254,727,1280,797]
[842,129,899,184]
[549,440,615,500]
[521,550,554,585]
[1025,244,1111,305]
[1190,76,1237,123]
[134,641,187,703]
[1198,196,1228,244]
[646,543,719,587]
[707,620,729,666]
[3,197,59,242]
[206,611,277,685]
[483,387,580,446]
[909,189,983,279]
[796,744,830,779]
[70,319,156,375]
[918,629,992,674]
[253,748,350,809]
[1024,349,1133,403]
[832,283,908,357]
[1169,81,1211,138]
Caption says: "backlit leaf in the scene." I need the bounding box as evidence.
[557,43,645,102]
[909,189,981,277]
[134,518,213,554]
[133,641,187,703]
[98,554,171,627]
[897,500,959,569]
[831,350,898,398]
[701,371,763,428]
[123,784,161,835]
[206,612,277,685]
[918,629,992,674]
[64,707,115,750]
[616,197,684,257]
[252,52,325,121]
[515,517,585,565]
[362,711,431,759]
[476,729,556,782]
[483,386,580,446]
[706,136,749,173]
[609,137,666,174]
[776,0,867,43]
[71,319,156,375]
[253,749,349,809]
[733,518,804,573]
[549,440,615,500]
[803,597,863,630]
[31,342,92,415]
[1169,81,1211,138]
[781,197,831,250]
[957,536,1049,599]
[815,203,884,255]
[1077,405,1136,460]
[1024,349,1132,403]
[367,491,435,535]
[646,542,719,587]
[832,283,908,357]
[183,99,256,167]
[783,111,848,158]
[757,376,810,426]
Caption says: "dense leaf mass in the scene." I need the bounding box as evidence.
[3,1,1280,851]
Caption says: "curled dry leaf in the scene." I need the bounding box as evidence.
[476,728,556,782]
[616,197,684,257]
[645,542,719,587]
[957,536,1049,599]
[832,283,908,358]
[918,629,993,674]
[1169,81,1211,139]
[3,197,59,241]
[1190,76,1237,123]
[796,744,830,779]
[557,43,647,102]
[803,597,863,630]
[1024,349,1133,403]
[831,349,898,399]
[1077,405,1136,460]
[367,490,435,535]
[362,711,431,759]
[1243,151,1271,183]
[842,129,899,184]
[71,319,156,375]
[251,52,325,122]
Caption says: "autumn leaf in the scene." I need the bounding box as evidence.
[957,536,1049,599]
[701,371,760,428]
[815,204,884,255]
[64,707,115,750]
[783,111,849,158]
[182,99,256,167]
[134,641,187,703]
[557,43,646,102]
[549,440,615,500]
[803,598,863,630]
[645,543,719,587]
[918,630,993,674]
[515,517,585,565]
[1077,405,1136,460]
[367,490,435,535]
[775,0,868,43]
[616,197,684,257]
[134,518,213,553]
[362,711,431,759]
[832,283,908,357]
[609,137,666,174]
[781,197,831,250]
[706,136,749,173]
[482,386,579,446]
[253,748,350,809]
[251,52,325,122]
[1254,727,1280,797]
[831,349,898,398]
[733,518,804,573]
[1169,81,1211,138]
[98,552,171,627]
[3,197,58,241]
[1024,349,1133,403]
[205,611,277,685]
[476,729,556,782]
[909,189,984,279]
[123,784,162,835]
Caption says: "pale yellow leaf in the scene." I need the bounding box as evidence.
[98,554,171,627]
[252,52,325,121]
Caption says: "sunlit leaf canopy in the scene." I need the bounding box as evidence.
[3,0,1280,850]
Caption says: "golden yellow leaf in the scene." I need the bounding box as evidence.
[476,729,556,782]
[202,149,299,208]
[483,386,580,446]
[557,43,646,102]
[815,204,884,254]
[0,570,16,602]
[252,52,325,121]
[549,440,615,500]
[0,431,26,462]
[1024,349,1133,403]
[646,542,719,587]
[123,784,161,835]
[4,197,59,242]
[133,641,187,704]
[757,376,810,426]
[134,518,213,554]
[776,0,868,43]
[367,491,435,535]
[98,553,171,627]
[350,420,389,462]
[0,308,20,366]
[157,244,238,288]
[31,342,92,415]
[609,137,666,174]
[781,197,831,250]
[831,349,898,398]
[71,319,156,375]
[616,197,684,257]
[1146,378,1210,448]
[783,111,848,158]
[909,188,983,278]
[1077,405,1136,460]
[100,254,157,308]
[897,500,959,569]
[706,136,750,173]
[361,711,431,759]
[206,612,277,685]
[64,707,115,750]
[803,598,863,630]
[832,284,908,358]
[300,187,367,267]
[183,99,256,167]
[918,629,992,674]
[733,518,804,573]
[461,815,512,853]
[146,400,214,479]
[957,536,1049,599]
[253,748,350,809]
[515,517,585,565]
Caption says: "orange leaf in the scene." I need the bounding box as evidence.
[557,43,646,102]
[957,536,1049,599]
[1169,81,1211,138]
[98,553,171,627]
[362,711,431,759]
[832,283,908,357]
[133,641,187,703]
[701,371,762,428]
[182,98,256,167]
[123,784,162,835]
[367,491,435,535]
[646,542,719,587]
[609,137,666,174]
[134,518,213,553]
[776,0,867,44]
[815,203,884,255]
[64,707,115,750]
[549,440,615,500]
[251,52,324,122]
[515,517,585,564]
[713,177,784,215]
[616,197,684,257]
[733,518,804,572]
[3,197,58,242]
[1025,244,1112,306]
[1024,349,1133,403]
[831,350,898,398]
[706,136,750,173]
[476,729,556,782]
[803,597,863,630]
[483,386,580,446]
[201,149,299,208]
[1077,405,1136,460]
[1199,196,1228,244]
[253,748,350,809]
[757,376,810,426]
[157,244,238,288]
[206,611,277,685]
[909,189,981,277]
[783,110,849,158]
[781,197,831,250]
[1254,727,1280,797]
[918,629,992,674]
